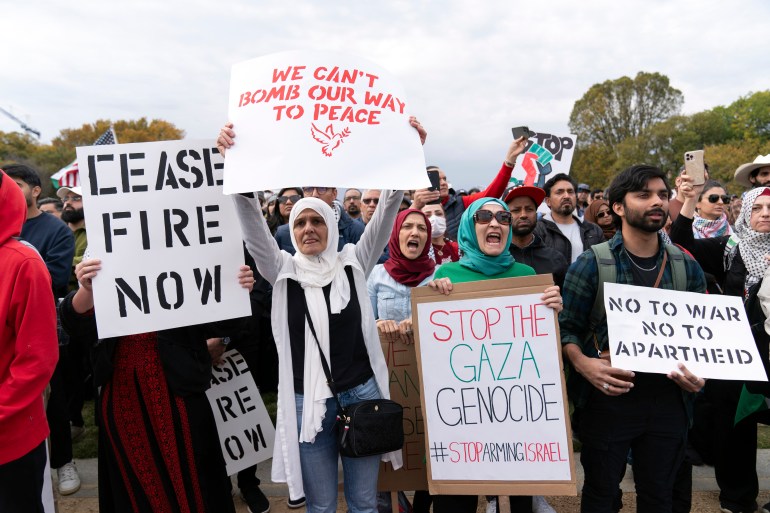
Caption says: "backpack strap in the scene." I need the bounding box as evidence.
[589,241,615,332]
[664,244,687,292]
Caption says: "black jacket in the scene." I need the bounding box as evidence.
[509,233,569,289]
[533,215,604,264]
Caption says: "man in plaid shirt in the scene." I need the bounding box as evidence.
[559,165,707,512]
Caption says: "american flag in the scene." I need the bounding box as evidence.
[50,126,118,189]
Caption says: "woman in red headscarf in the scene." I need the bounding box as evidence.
[367,208,450,343]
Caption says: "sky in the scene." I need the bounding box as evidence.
[2,0,769,190]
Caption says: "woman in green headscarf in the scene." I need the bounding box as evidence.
[429,197,563,513]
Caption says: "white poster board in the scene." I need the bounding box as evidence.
[224,51,429,193]
[77,139,251,338]
[412,276,576,496]
[206,349,276,476]
[510,131,577,189]
[605,283,767,381]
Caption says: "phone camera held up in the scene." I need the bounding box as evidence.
[511,126,536,140]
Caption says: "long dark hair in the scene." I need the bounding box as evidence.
[267,187,303,235]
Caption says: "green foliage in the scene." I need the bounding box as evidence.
[569,72,684,150]
[0,118,184,197]
[569,76,770,190]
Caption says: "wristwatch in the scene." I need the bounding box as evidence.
[219,336,231,348]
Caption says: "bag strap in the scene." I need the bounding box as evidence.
[298,291,346,414]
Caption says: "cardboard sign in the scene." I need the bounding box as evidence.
[76,139,251,338]
[378,337,428,492]
[509,131,577,189]
[412,275,576,496]
[605,283,767,380]
[206,349,276,476]
[224,51,429,193]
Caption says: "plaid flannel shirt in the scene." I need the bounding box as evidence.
[559,231,707,356]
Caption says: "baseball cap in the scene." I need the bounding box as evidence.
[577,183,591,192]
[503,185,546,206]
[56,186,83,199]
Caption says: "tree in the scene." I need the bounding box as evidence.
[569,72,684,153]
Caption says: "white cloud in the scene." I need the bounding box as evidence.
[2,0,768,188]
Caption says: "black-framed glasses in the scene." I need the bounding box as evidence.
[344,195,361,202]
[596,211,611,219]
[362,197,379,205]
[277,194,301,204]
[707,194,730,204]
[304,186,329,195]
[473,210,512,225]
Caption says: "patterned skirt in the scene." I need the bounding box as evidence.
[97,333,233,513]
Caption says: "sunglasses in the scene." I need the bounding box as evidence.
[277,194,301,204]
[362,197,379,205]
[596,211,611,219]
[706,194,730,204]
[473,209,512,225]
[304,186,329,195]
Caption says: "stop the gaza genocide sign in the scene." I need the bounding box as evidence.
[223,51,429,193]
[412,275,576,497]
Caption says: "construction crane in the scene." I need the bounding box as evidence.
[0,106,41,139]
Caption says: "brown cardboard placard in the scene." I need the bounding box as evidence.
[411,274,577,496]
[377,335,429,492]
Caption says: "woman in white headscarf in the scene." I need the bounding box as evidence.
[217,119,425,513]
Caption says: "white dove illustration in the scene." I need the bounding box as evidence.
[310,123,351,157]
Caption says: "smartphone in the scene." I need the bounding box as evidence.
[427,169,441,205]
[511,126,536,140]
[684,150,706,186]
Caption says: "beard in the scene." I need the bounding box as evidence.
[61,207,85,223]
[624,205,666,233]
[555,201,575,216]
[511,221,535,237]
[347,204,360,216]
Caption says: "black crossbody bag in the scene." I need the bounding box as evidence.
[301,294,404,458]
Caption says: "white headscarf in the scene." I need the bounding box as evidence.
[287,197,350,442]
[726,187,770,291]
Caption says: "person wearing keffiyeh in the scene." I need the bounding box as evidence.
[670,177,770,513]
[692,180,734,240]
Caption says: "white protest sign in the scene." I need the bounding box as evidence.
[509,131,577,189]
[207,349,276,476]
[412,276,575,496]
[77,139,251,338]
[224,51,429,193]
[605,283,767,380]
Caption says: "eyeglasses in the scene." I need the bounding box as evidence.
[61,195,82,203]
[362,198,379,205]
[596,211,610,219]
[707,194,731,204]
[473,210,512,225]
[304,186,329,195]
[277,194,301,204]
[344,195,361,202]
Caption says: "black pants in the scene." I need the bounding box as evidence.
[0,441,47,513]
[432,494,532,512]
[65,334,88,427]
[707,379,770,512]
[579,384,688,513]
[235,338,264,491]
[47,345,73,469]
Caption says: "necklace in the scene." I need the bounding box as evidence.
[624,248,658,272]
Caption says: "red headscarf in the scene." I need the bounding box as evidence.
[383,209,435,287]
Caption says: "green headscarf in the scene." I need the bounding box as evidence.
[457,198,514,276]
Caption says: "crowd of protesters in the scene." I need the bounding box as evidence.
[3,114,770,513]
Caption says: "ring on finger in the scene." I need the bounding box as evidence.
[602,383,610,391]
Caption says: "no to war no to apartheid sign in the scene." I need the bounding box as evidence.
[223,51,429,193]
[412,275,577,497]
[76,139,251,338]
[605,283,767,381]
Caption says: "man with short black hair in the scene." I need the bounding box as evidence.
[560,164,707,512]
[344,188,363,220]
[534,173,604,264]
[38,197,64,218]
[589,189,604,204]
[504,185,568,289]
[274,186,364,254]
